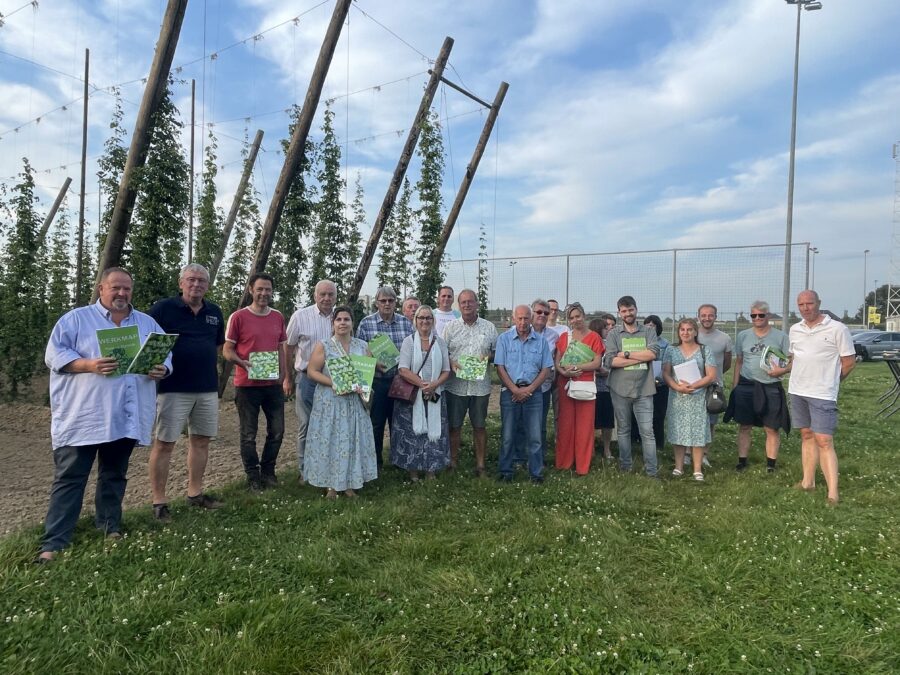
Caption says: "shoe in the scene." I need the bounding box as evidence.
[671,469,683,477]
[735,462,748,473]
[702,456,711,469]
[497,475,513,483]
[247,477,264,492]
[693,472,704,482]
[297,473,307,486]
[34,551,56,564]
[106,531,122,540]
[153,503,172,523]
[325,489,338,500]
[684,452,692,461]
[530,475,544,484]
[343,489,357,498]
[766,466,776,474]
[187,493,223,510]
[261,473,278,489]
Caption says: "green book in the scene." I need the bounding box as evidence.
[760,345,789,376]
[96,325,140,376]
[368,333,401,370]
[248,351,280,380]
[457,354,488,381]
[327,355,359,395]
[126,333,178,375]
[622,336,648,371]
[559,340,596,366]
[350,354,377,402]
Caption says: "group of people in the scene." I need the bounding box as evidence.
[35,265,855,562]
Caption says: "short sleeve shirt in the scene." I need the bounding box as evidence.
[735,327,790,384]
[697,328,733,386]
[494,327,554,385]
[788,315,854,401]
[225,307,287,387]
[443,317,498,397]
[285,303,334,372]
[149,296,225,393]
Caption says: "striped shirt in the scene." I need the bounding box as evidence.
[286,303,334,372]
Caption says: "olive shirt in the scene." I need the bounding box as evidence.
[603,323,660,399]
[735,328,790,384]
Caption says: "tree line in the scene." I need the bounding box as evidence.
[0,82,473,400]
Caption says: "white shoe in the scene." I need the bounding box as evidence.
[693,472,704,482]
[702,456,711,469]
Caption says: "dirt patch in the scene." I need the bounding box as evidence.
[0,383,502,537]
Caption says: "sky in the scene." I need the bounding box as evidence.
[1,0,898,319]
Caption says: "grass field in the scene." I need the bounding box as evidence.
[1,363,898,673]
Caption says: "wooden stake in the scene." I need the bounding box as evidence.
[427,81,508,270]
[347,36,454,305]
[92,0,189,299]
[188,78,195,264]
[208,128,264,287]
[39,177,72,241]
[75,48,89,305]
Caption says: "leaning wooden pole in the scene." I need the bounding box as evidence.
[347,36,454,306]
[38,177,72,241]
[188,78,196,263]
[427,81,508,270]
[75,48,89,305]
[92,0,189,299]
[208,128,264,287]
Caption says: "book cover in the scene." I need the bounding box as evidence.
[327,355,359,395]
[96,325,141,376]
[760,345,789,374]
[673,359,702,386]
[622,336,648,371]
[559,340,596,366]
[350,354,377,402]
[368,333,401,370]
[457,354,488,381]
[248,351,280,380]
[126,332,178,375]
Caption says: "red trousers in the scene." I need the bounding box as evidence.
[555,391,595,474]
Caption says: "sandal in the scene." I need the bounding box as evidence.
[325,489,338,500]
[693,472,704,482]
[671,469,683,477]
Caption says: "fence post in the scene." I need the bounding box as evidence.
[565,255,570,307]
[671,249,678,340]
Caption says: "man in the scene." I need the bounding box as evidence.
[546,298,567,425]
[284,279,336,483]
[401,296,420,323]
[729,301,791,473]
[495,305,553,483]
[357,285,414,469]
[443,288,498,475]
[147,264,225,522]
[37,268,171,562]
[546,299,566,336]
[223,273,288,490]
[694,303,734,466]
[434,285,460,337]
[515,299,558,462]
[789,290,855,504]
[603,295,659,477]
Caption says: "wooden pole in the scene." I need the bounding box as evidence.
[75,48,90,305]
[208,128,264,287]
[427,80,508,271]
[39,177,72,241]
[347,36,454,306]
[92,0,189,299]
[188,78,195,264]
[219,0,352,396]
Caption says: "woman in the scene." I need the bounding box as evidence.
[303,306,378,498]
[589,316,615,461]
[662,318,718,481]
[555,303,604,474]
[390,305,451,481]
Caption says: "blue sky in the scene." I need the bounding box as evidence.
[1,0,898,317]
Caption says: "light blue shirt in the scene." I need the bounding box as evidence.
[494,326,553,386]
[45,301,172,449]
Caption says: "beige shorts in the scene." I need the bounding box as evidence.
[155,392,219,442]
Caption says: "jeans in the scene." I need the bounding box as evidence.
[41,438,136,552]
[515,389,552,463]
[295,374,315,471]
[610,390,658,476]
[370,377,395,468]
[499,389,543,479]
[235,385,284,478]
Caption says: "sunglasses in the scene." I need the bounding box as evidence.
[534,310,550,315]
[750,313,767,319]
[417,316,434,321]
[377,298,396,304]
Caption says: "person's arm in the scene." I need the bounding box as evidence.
[306,343,331,387]
[278,341,288,386]
[662,360,687,393]
[283,343,297,396]
[223,340,251,370]
[839,354,856,380]
[731,354,743,389]
[722,348,733,375]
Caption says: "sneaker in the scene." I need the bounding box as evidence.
[735,462,748,473]
[261,473,278,489]
[106,531,123,540]
[693,472,705,482]
[530,475,544,484]
[766,466,776,474]
[247,477,264,492]
[497,474,513,483]
[187,493,223,510]
[153,503,172,523]
[702,456,712,469]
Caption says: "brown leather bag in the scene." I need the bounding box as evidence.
[388,338,435,403]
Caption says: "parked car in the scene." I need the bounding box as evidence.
[854,332,900,361]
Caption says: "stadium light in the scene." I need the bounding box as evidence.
[782,0,822,330]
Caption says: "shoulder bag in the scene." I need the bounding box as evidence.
[700,345,727,414]
[388,338,435,403]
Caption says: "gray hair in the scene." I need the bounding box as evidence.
[180,263,210,280]
[531,298,550,312]
[375,285,397,301]
[750,300,769,314]
[514,304,533,318]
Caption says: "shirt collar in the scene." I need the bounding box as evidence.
[93,299,133,322]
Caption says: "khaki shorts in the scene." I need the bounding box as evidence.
[155,392,219,442]
[446,392,490,429]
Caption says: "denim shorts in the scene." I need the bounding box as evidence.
[789,394,838,436]
[446,392,490,429]
[155,391,219,441]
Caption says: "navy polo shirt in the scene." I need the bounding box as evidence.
[149,296,225,393]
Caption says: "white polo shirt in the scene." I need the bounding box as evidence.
[788,314,854,401]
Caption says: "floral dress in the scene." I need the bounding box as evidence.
[664,345,715,447]
[303,337,378,490]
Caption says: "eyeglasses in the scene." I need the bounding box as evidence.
[534,310,549,315]
[417,316,434,321]
[750,313,767,319]
[377,298,396,304]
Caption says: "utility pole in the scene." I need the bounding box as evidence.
[38,178,73,241]
[75,48,89,305]
[188,78,195,263]
[208,128,264,287]
[92,0,189,300]
[426,80,508,270]
[347,36,454,305]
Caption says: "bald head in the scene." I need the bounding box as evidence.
[797,289,822,324]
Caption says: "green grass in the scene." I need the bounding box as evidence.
[2,363,898,673]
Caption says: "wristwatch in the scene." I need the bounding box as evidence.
[624,351,631,359]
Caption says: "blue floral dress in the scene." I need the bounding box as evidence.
[664,345,715,447]
[303,337,378,491]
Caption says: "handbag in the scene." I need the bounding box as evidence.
[699,346,727,414]
[566,379,597,401]
[388,337,435,403]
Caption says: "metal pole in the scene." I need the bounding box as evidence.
[565,255,570,307]
[864,249,869,328]
[782,0,803,332]
[672,249,678,340]
[188,78,195,263]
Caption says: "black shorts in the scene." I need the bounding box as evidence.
[731,379,787,430]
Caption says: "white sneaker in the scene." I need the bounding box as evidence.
[702,455,711,469]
